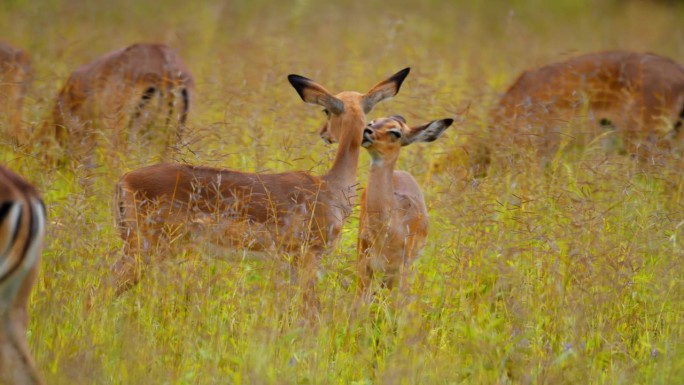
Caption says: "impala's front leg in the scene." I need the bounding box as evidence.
[112,192,166,294]
[296,249,322,316]
[381,265,400,292]
[356,239,374,302]
[110,251,145,295]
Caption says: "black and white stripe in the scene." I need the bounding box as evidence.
[0,197,45,307]
[0,165,45,385]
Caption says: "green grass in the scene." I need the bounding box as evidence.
[3,0,684,383]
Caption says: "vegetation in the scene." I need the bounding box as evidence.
[2,0,684,383]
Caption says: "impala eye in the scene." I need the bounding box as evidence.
[388,129,402,140]
[322,109,330,117]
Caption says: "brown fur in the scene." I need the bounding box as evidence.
[356,117,451,297]
[485,50,684,168]
[52,43,194,166]
[112,69,410,311]
[0,165,45,385]
[0,42,31,145]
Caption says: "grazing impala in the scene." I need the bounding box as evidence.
[52,43,193,167]
[486,50,684,167]
[112,68,411,309]
[0,42,31,145]
[0,165,45,385]
[356,116,452,298]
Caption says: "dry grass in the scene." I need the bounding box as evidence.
[2,0,684,383]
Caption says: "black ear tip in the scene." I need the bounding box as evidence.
[390,67,411,90]
[288,74,307,85]
[397,67,410,75]
[444,118,455,127]
[288,74,311,99]
[394,67,410,79]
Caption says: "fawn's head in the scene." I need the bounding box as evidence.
[361,115,454,164]
[288,68,410,144]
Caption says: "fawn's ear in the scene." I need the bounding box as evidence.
[388,115,406,124]
[361,67,410,114]
[401,118,454,146]
[288,74,344,115]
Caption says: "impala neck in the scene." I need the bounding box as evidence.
[364,156,397,219]
[323,113,365,194]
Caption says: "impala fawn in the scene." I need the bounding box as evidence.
[112,68,411,312]
[52,43,193,168]
[356,116,453,298]
[482,50,684,171]
[0,42,31,146]
[0,165,45,385]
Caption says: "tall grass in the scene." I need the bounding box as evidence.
[2,0,684,383]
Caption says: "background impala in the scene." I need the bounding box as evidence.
[0,41,31,146]
[481,50,684,173]
[51,43,193,170]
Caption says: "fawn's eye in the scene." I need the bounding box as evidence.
[322,109,330,117]
[388,129,402,140]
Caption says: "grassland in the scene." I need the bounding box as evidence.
[2,0,684,383]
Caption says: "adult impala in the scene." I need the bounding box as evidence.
[0,165,45,385]
[112,68,410,309]
[0,42,31,145]
[485,50,684,168]
[356,116,452,298]
[52,43,193,167]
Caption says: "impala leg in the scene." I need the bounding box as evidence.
[74,121,97,191]
[397,264,409,294]
[295,250,321,317]
[7,75,26,146]
[356,246,373,302]
[177,87,190,144]
[381,269,398,292]
[110,253,143,296]
[111,206,163,295]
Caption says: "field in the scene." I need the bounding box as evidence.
[2,0,684,383]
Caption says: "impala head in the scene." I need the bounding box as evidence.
[288,68,410,144]
[361,115,454,164]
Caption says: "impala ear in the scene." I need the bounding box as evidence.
[388,115,406,124]
[401,118,453,146]
[288,74,344,115]
[361,67,410,114]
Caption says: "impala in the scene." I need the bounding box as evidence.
[356,116,452,298]
[52,43,194,167]
[0,165,45,385]
[485,50,684,168]
[0,42,31,145]
[112,68,411,309]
